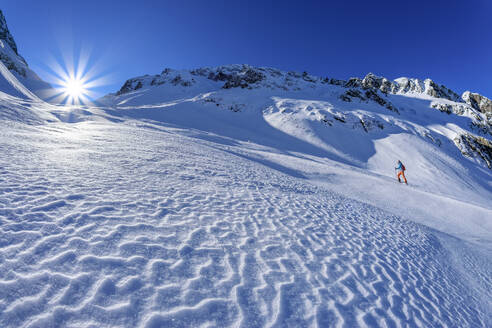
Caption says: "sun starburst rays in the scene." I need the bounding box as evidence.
[40,46,111,105]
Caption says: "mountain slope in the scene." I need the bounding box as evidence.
[0,114,490,327]
[0,10,54,100]
[0,35,490,326]
[99,65,492,193]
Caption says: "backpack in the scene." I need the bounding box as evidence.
[401,163,406,171]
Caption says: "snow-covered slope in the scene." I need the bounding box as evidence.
[96,63,492,241]
[100,65,492,174]
[1,61,491,327]
[0,10,54,100]
[0,114,490,328]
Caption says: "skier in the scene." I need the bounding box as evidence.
[395,160,407,184]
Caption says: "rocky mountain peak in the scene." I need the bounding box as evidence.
[112,65,490,131]
[360,73,396,93]
[0,10,19,55]
[335,74,462,103]
[393,77,461,102]
[462,91,492,114]
[422,79,461,102]
[115,64,325,96]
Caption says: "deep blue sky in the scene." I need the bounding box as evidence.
[2,0,492,98]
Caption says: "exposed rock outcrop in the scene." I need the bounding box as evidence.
[340,88,399,113]
[0,51,26,77]
[454,134,492,169]
[0,10,28,74]
[116,69,197,95]
[0,10,54,100]
[424,80,461,102]
[462,91,492,114]
[360,73,397,94]
[207,66,266,89]
[0,10,20,56]
[393,77,461,102]
[117,65,321,96]
[430,101,474,117]
[338,74,461,103]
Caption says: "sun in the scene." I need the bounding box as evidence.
[62,77,87,103]
[41,46,111,105]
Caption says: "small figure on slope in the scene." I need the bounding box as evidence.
[395,160,408,184]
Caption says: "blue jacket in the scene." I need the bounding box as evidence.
[395,162,403,172]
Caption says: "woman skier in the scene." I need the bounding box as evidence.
[395,160,407,184]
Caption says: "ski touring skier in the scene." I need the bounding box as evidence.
[395,160,407,184]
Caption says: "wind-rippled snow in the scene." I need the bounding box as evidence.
[0,120,489,327]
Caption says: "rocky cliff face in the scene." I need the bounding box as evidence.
[115,64,326,96]
[330,73,462,103]
[454,134,492,169]
[392,77,461,102]
[0,10,20,56]
[0,10,29,77]
[462,91,492,114]
[360,73,396,93]
[0,10,54,100]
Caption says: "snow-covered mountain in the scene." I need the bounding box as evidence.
[0,10,54,100]
[99,64,492,172]
[0,15,491,327]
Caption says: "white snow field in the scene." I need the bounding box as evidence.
[0,65,491,327]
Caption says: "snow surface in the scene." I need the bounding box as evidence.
[0,66,491,327]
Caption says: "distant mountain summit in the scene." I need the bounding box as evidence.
[109,64,492,122]
[0,9,53,100]
[112,64,491,113]
[0,8,490,172]
[101,64,492,170]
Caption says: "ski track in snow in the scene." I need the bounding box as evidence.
[0,121,490,328]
